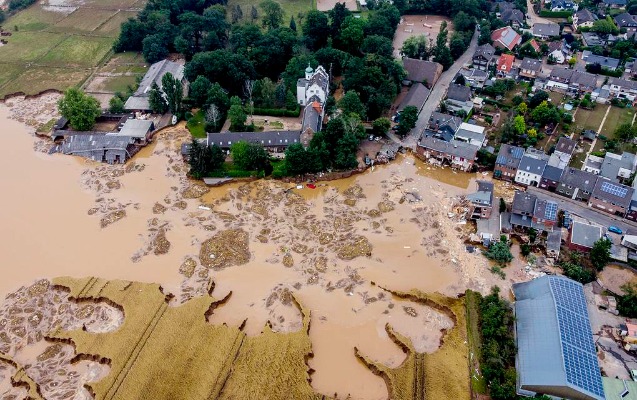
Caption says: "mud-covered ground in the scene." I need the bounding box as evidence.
[0,97,528,399]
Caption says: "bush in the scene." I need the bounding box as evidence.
[520,243,531,256]
[539,10,572,17]
[485,239,513,264]
[561,262,596,283]
[252,107,301,117]
[617,283,637,318]
[8,0,36,11]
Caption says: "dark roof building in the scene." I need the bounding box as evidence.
[428,112,463,139]
[574,8,598,26]
[590,178,634,213]
[512,191,537,216]
[602,0,627,7]
[614,12,637,30]
[514,276,605,400]
[402,58,443,88]
[569,221,602,251]
[124,60,185,112]
[473,44,496,69]
[446,84,472,102]
[542,165,564,182]
[207,131,302,151]
[532,23,561,38]
[502,8,525,25]
[582,51,620,70]
[57,134,135,164]
[398,83,431,112]
[521,58,543,73]
[494,144,525,180]
[416,135,479,171]
[301,102,322,134]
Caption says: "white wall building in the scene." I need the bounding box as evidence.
[297,65,329,106]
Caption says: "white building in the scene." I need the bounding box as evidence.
[515,154,548,186]
[296,65,329,106]
[455,122,486,147]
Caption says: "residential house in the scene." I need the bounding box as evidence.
[519,58,543,80]
[491,27,523,51]
[503,8,526,27]
[496,54,516,78]
[601,0,627,9]
[107,118,154,145]
[56,134,136,164]
[608,77,637,102]
[582,51,620,71]
[614,12,637,33]
[515,153,548,186]
[416,135,479,171]
[573,9,599,29]
[567,221,603,252]
[591,86,611,103]
[548,136,576,168]
[124,59,186,112]
[532,199,559,231]
[397,83,431,113]
[427,112,463,141]
[546,230,562,258]
[473,44,496,71]
[300,101,323,134]
[402,58,444,88]
[551,0,577,11]
[527,39,541,54]
[556,167,598,201]
[455,122,486,147]
[494,144,525,181]
[207,131,303,153]
[540,165,564,191]
[532,23,561,40]
[583,154,604,174]
[625,177,637,221]
[297,65,329,106]
[599,151,637,183]
[458,68,489,88]
[548,41,566,64]
[581,129,597,142]
[546,67,598,93]
[582,32,605,47]
[509,191,558,231]
[467,180,495,219]
[589,178,635,216]
[445,84,473,114]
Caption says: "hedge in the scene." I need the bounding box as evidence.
[539,10,573,17]
[483,98,511,110]
[252,107,301,117]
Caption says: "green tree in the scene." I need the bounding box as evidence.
[303,10,330,50]
[338,16,366,54]
[499,198,506,213]
[530,101,560,125]
[231,141,269,171]
[148,82,168,114]
[615,123,637,143]
[289,16,297,32]
[478,20,492,45]
[188,139,225,178]
[433,22,453,69]
[529,90,549,108]
[617,283,637,317]
[449,32,467,59]
[397,105,418,136]
[513,115,526,136]
[338,91,366,119]
[109,96,125,114]
[590,238,611,271]
[57,88,101,131]
[189,76,212,107]
[453,11,475,32]
[485,238,513,264]
[591,17,619,35]
[142,33,170,63]
[561,262,596,284]
[161,72,183,115]
[260,0,283,30]
[334,132,360,169]
[401,35,430,60]
[372,117,391,135]
[251,5,258,22]
[284,143,310,175]
[361,35,394,58]
[228,96,247,131]
[328,2,352,38]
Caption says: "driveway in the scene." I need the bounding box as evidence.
[405,29,479,148]
[526,0,553,26]
[526,186,637,234]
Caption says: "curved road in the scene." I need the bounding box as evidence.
[403,29,479,148]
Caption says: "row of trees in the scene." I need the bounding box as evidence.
[559,238,611,284]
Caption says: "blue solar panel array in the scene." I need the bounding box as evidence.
[600,181,628,198]
[549,277,605,399]
[511,146,524,159]
[544,201,558,221]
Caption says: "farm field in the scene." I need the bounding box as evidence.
[0,0,145,98]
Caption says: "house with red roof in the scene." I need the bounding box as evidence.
[491,27,522,51]
[496,54,516,78]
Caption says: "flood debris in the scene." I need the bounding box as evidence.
[199,229,250,270]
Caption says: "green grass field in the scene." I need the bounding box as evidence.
[187,110,207,138]
[601,106,635,136]
[39,35,114,68]
[573,106,607,133]
[0,31,67,63]
[97,11,139,37]
[226,0,314,24]
[6,6,70,31]
[52,8,118,32]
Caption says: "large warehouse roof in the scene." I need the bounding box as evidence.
[514,275,604,400]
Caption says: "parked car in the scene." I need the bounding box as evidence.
[608,226,623,234]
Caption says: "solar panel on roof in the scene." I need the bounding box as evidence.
[600,181,628,197]
[548,277,605,399]
[544,202,558,221]
[511,147,524,159]
[496,155,507,164]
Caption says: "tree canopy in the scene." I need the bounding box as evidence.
[590,238,611,271]
[58,88,101,131]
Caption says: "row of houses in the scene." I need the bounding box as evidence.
[495,138,637,220]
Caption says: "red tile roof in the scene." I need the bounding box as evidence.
[497,54,515,72]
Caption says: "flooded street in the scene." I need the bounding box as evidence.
[0,99,502,399]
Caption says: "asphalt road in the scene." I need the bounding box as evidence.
[527,186,637,234]
[405,29,479,148]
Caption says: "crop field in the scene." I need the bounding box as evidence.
[0,0,145,98]
[356,288,470,400]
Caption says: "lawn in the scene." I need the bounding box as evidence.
[226,0,314,24]
[39,35,114,68]
[570,140,591,169]
[572,106,607,133]
[465,290,487,395]
[96,11,139,37]
[0,65,23,94]
[52,8,118,32]
[601,106,635,136]
[6,6,70,31]
[1,67,91,97]
[102,75,140,93]
[0,31,66,63]
[187,110,207,138]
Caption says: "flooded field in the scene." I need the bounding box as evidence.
[0,98,503,399]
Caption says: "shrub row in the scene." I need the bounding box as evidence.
[252,107,301,118]
[539,10,572,17]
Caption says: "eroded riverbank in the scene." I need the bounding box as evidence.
[0,99,506,399]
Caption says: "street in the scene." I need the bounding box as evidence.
[404,29,479,148]
[527,186,637,234]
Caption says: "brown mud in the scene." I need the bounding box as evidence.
[0,99,512,399]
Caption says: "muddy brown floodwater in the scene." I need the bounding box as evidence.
[0,101,506,399]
